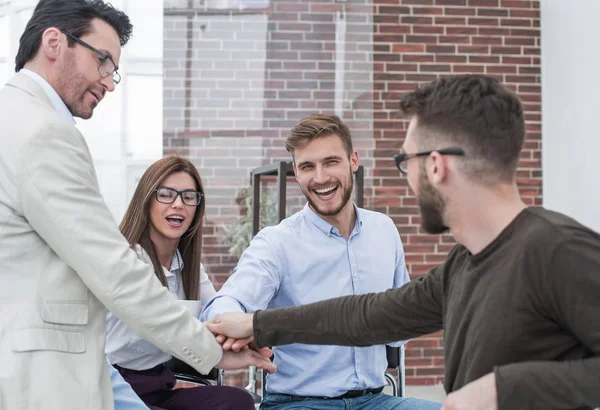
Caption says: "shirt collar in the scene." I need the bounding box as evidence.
[164,249,184,278]
[302,203,363,237]
[20,69,76,126]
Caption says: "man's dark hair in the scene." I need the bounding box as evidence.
[15,0,133,71]
[400,74,525,183]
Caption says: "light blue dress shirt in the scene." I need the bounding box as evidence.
[201,203,410,397]
[20,68,148,410]
[110,360,149,409]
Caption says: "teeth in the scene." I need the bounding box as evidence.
[167,216,183,220]
[315,186,336,194]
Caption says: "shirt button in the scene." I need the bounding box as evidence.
[182,347,191,355]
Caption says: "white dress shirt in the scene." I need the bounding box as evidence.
[106,244,217,370]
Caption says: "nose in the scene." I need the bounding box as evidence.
[313,164,328,183]
[101,75,115,93]
[171,195,185,209]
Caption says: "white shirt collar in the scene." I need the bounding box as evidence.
[20,69,76,125]
[163,249,184,278]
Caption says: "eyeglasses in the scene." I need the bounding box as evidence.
[394,148,465,174]
[154,187,203,206]
[61,30,121,85]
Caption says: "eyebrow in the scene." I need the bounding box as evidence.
[296,160,314,168]
[98,49,113,59]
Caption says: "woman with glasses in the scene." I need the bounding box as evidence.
[105,156,255,410]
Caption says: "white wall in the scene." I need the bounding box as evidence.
[541,0,600,233]
[0,0,163,223]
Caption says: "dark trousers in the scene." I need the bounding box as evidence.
[113,363,254,410]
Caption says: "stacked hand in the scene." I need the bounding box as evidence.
[215,345,276,374]
[207,312,277,372]
[206,312,256,351]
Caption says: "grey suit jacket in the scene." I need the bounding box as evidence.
[0,73,222,410]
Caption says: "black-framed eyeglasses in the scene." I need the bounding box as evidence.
[394,148,465,174]
[154,187,203,206]
[61,30,121,85]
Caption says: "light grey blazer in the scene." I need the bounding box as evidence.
[0,73,222,410]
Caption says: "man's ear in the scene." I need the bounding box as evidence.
[350,151,359,173]
[292,161,298,181]
[40,27,63,62]
[427,151,448,186]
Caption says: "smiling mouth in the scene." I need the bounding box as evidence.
[88,90,102,104]
[166,216,185,228]
[313,185,338,199]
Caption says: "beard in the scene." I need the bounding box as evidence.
[417,165,449,234]
[302,167,354,217]
[55,50,95,119]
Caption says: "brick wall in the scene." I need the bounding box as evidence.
[163,0,541,387]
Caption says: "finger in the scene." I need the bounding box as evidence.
[253,357,277,374]
[264,361,277,374]
[257,347,273,358]
[231,336,254,351]
[222,337,238,351]
[247,341,272,358]
[215,334,226,344]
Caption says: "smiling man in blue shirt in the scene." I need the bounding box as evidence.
[201,114,440,410]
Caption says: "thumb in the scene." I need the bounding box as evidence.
[205,321,224,335]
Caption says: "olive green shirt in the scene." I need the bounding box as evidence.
[254,207,600,410]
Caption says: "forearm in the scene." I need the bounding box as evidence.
[201,296,246,322]
[495,358,600,410]
[254,281,443,348]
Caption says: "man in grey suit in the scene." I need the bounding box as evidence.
[0,1,274,409]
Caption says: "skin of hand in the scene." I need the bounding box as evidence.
[206,312,255,351]
[215,345,276,374]
[441,373,498,410]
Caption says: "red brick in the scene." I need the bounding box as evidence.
[501,0,533,7]
[436,55,467,63]
[392,44,427,53]
[505,37,536,46]
[468,17,500,26]
[473,36,503,45]
[510,8,539,18]
[436,0,467,4]
[468,0,499,5]
[435,17,466,25]
[446,26,477,35]
[501,18,533,27]
[414,25,445,34]
[413,7,444,15]
[445,7,476,15]
[477,8,508,17]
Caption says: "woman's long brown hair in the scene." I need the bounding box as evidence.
[119,156,205,300]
